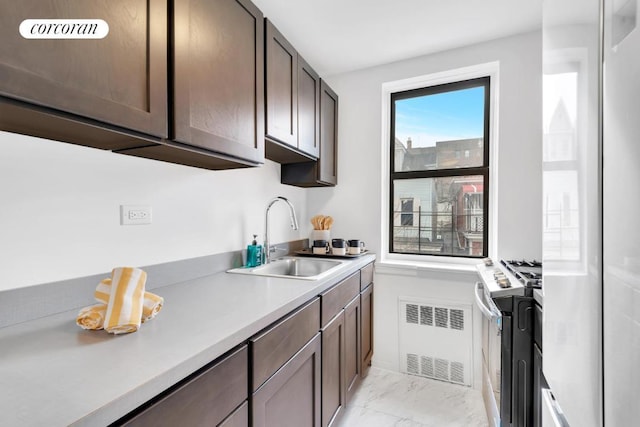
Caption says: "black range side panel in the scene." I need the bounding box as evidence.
[501,314,513,426]
[512,296,535,427]
[494,295,514,426]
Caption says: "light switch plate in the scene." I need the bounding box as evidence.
[120,205,152,225]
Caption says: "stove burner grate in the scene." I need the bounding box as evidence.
[500,259,543,288]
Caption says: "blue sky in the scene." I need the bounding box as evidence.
[394,86,485,147]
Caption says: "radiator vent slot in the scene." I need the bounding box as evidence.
[435,307,448,328]
[399,298,472,386]
[407,353,419,374]
[406,304,419,324]
[451,361,465,384]
[421,356,434,377]
[420,305,433,326]
[435,358,449,381]
[450,309,464,330]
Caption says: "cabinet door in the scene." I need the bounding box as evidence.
[253,334,321,427]
[344,295,361,404]
[0,0,167,138]
[321,311,346,427]
[297,55,320,158]
[318,80,338,185]
[265,19,297,148]
[360,283,374,377]
[174,0,264,164]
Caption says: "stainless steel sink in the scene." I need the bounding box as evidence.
[227,257,346,280]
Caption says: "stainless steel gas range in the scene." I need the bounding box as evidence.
[475,259,542,427]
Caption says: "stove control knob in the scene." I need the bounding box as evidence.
[497,278,511,288]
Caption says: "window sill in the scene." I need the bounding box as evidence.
[376,258,481,277]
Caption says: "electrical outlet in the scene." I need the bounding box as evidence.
[120,205,152,225]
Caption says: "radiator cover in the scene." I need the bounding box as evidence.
[399,297,473,386]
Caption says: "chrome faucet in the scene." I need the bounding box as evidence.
[264,196,299,264]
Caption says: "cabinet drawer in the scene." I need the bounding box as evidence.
[122,345,248,426]
[360,263,374,291]
[321,272,359,327]
[251,298,320,391]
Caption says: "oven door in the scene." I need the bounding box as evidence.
[475,282,503,427]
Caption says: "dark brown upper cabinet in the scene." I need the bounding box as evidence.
[118,0,265,170]
[281,79,338,187]
[318,80,339,185]
[0,0,168,150]
[265,19,297,151]
[264,19,320,163]
[1,0,265,171]
[297,56,320,159]
[172,0,264,165]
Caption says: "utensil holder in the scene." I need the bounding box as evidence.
[311,230,330,245]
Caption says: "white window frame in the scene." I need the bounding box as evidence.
[379,62,500,269]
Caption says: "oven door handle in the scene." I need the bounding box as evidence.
[474,282,502,330]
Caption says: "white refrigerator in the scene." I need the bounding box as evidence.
[542,0,640,425]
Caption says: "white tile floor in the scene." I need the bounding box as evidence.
[338,367,488,427]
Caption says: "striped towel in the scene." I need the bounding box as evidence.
[104,267,146,334]
[76,304,107,330]
[141,292,164,323]
[96,278,163,323]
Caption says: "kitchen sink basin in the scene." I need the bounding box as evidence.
[227,256,346,280]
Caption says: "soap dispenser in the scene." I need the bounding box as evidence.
[246,234,262,267]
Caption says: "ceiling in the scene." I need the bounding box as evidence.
[252,0,542,76]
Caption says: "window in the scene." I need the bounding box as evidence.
[400,198,414,226]
[390,77,490,258]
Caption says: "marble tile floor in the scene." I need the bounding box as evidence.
[338,367,488,427]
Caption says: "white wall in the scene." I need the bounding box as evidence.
[311,31,542,260]
[0,131,307,290]
[310,31,542,384]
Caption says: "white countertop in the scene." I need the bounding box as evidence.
[0,254,375,427]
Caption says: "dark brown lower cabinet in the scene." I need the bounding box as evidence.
[252,334,321,427]
[114,264,374,427]
[361,283,374,377]
[344,294,361,404]
[250,298,320,392]
[119,345,248,426]
[220,401,249,427]
[321,311,346,427]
